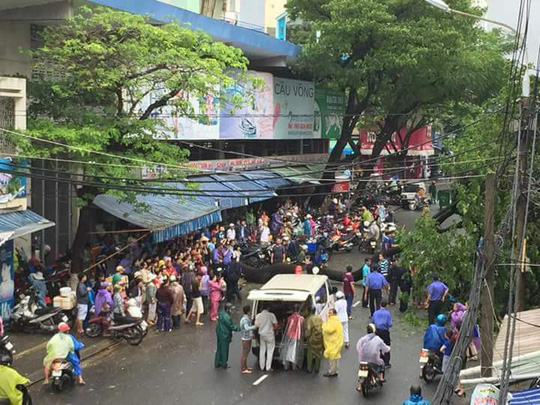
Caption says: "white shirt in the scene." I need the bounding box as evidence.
[227,228,236,241]
[335,298,348,323]
[260,227,270,243]
[255,309,277,338]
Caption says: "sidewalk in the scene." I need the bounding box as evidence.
[8,331,119,385]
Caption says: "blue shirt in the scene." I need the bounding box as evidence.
[362,264,370,286]
[403,394,431,405]
[367,271,388,290]
[428,280,448,301]
[382,235,393,253]
[373,308,393,330]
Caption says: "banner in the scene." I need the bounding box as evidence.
[138,88,220,140]
[220,71,274,139]
[359,126,434,156]
[0,240,14,324]
[314,86,346,139]
[0,157,27,204]
[273,78,316,139]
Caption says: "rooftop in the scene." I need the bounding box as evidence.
[88,0,301,63]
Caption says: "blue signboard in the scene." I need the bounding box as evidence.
[0,240,14,324]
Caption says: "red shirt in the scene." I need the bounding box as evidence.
[342,272,355,296]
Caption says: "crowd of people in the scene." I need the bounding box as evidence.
[2,193,472,405]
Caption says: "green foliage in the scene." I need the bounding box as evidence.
[12,6,251,203]
[399,216,476,302]
[286,0,508,165]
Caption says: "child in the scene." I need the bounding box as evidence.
[441,329,453,373]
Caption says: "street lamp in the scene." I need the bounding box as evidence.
[424,0,517,33]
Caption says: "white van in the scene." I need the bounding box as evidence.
[247,274,332,359]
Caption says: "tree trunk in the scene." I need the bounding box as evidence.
[70,186,98,273]
[311,88,364,207]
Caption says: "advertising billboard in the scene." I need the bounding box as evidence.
[314,86,346,139]
[359,126,434,156]
[273,78,316,139]
[220,71,274,139]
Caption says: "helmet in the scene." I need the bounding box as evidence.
[336,291,344,299]
[367,323,376,334]
[410,385,422,396]
[0,351,12,366]
[436,314,448,326]
[312,266,320,275]
[363,221,370,228]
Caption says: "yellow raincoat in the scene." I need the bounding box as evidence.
[0,365,29,405]
[322,314,343,360]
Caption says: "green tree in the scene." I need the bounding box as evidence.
[286,0,507,202]
[11,7,250,271]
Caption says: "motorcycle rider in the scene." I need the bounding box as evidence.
[423,314,447,365]
[0,352,29,405]
[403,385,431,405]
[356,323,390,389]
[43,322,85,385]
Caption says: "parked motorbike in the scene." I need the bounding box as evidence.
[10,290,70,334]
[419,348,444,382]
[85,315,145,346]
[357,362,384,397]
[49,358,75,392]
[0,335,15,366]
[240,244,267,268]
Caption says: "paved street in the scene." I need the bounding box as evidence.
[29,290,436,405]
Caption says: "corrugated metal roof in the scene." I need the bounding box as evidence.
[93,193,221,243]
[209,173,276,204]
[0,209,55,246]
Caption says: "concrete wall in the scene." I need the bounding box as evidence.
[265,0,285,35]
[240,0,264,29]
[0,1,72,77]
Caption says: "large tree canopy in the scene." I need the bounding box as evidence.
[11,7,251,270]
[286,0,508,201]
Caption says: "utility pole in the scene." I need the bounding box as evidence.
[480,172,495,377]
[514,97,530,313]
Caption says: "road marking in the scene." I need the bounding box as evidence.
[13,341,48,359]
[353,301,361,308]
[252,374,269,386]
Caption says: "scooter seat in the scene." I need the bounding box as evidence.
[35,307,59,316]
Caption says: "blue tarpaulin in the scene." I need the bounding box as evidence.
[189,175,248,210]
[242,170,293,191]
[510,388,540,404]
[0,209,55,247]
[93,193,221,244]
[209,174,276,204]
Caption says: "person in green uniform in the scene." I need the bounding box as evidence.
[305,306,324,373]
[428,180,437,205]
[215,303,240,369]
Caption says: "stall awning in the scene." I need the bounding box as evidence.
[209,174,276,204]
[189,175,248,210]
[270,165,322,185]
[242,170,293,190]
[93,193,222,244]
[510,388,540,404]
[0,209,55,246]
